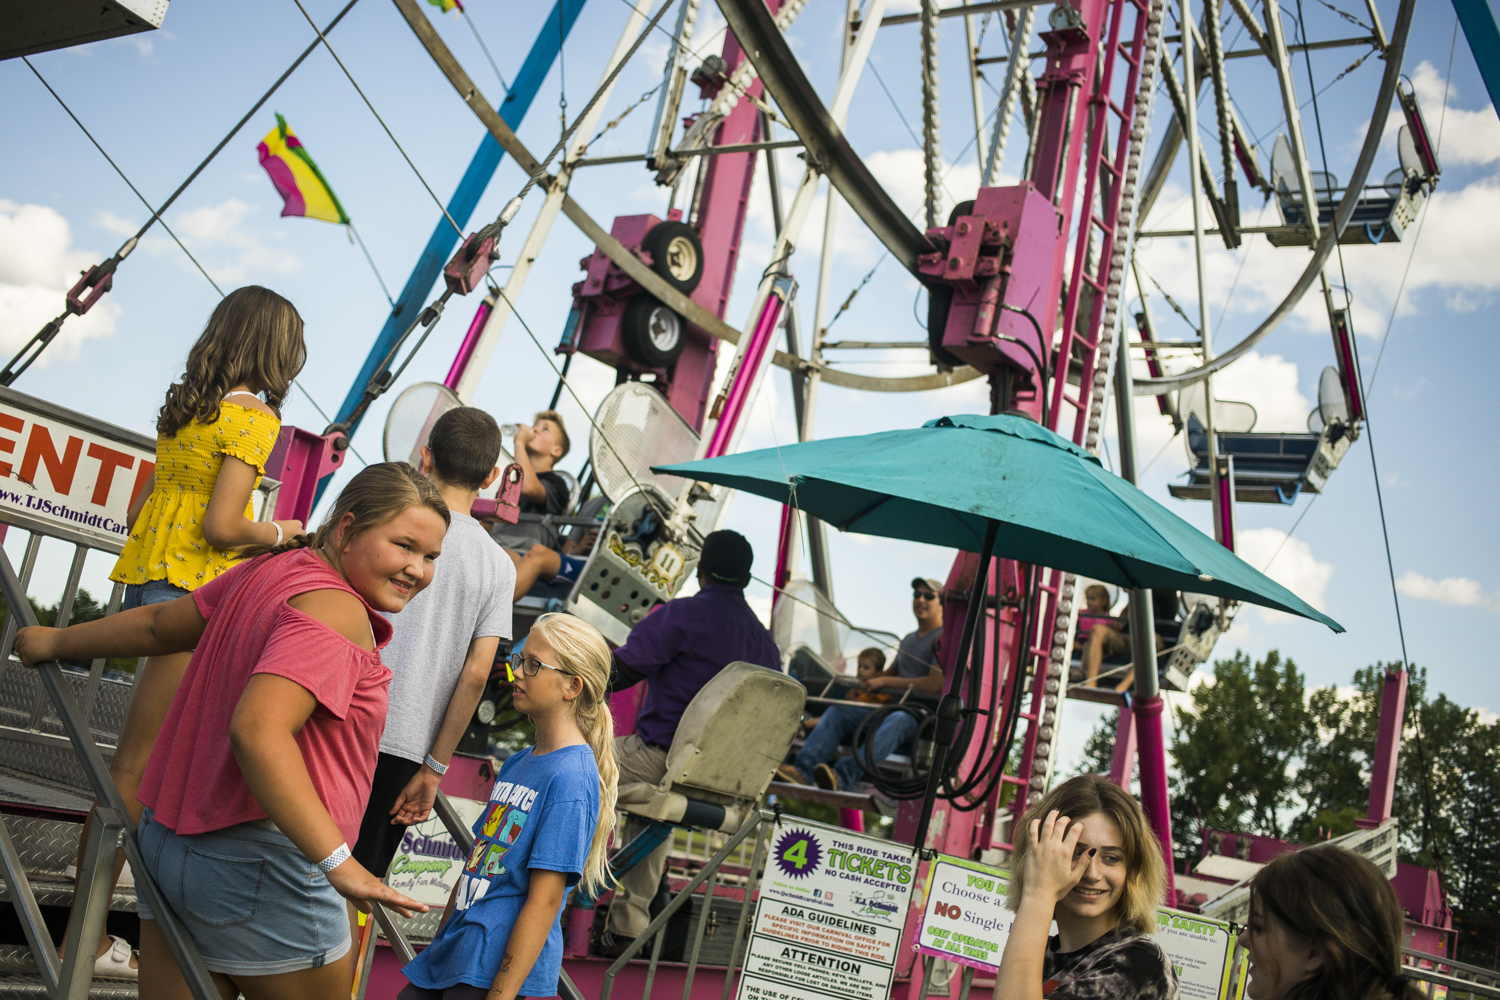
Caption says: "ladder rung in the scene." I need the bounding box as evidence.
[1000,775,1029,786]
[1082,272,1106,291]
[1116,44,1140,68]
[1108,98,1130,120]
[1019,712,1039,723]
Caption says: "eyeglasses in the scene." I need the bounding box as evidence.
[913,591,938,602]
[506,652,566,682]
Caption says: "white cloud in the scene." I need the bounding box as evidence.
[1395,571,1500,613]
[1234,526,1333,621]
[93,209,137,237]
[0,200,121,365]
[154,198,299,284]
[1210,351,1313,432]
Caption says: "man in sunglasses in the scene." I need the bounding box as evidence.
[778,577,945,792]
[600,529,780,955]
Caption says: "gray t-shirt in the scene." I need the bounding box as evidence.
[380,510,515,762]
[893,627,941,678]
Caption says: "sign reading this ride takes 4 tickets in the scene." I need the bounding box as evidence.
[737,821,915,1000]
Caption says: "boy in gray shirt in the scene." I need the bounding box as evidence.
[352,407,515,878]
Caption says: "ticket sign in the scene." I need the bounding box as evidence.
[0,388,155,554]
[383,796,486,906]
[736,822,916,1000]
[916,855,1240,999]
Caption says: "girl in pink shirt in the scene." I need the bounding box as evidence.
[18,462,450,998]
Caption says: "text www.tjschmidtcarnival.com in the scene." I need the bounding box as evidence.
[0,490,129,536]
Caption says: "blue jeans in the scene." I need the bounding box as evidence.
[794,703,918,789]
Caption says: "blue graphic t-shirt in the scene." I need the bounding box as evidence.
[402,744,599,997]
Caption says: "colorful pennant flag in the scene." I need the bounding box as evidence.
[427,0,465,11]
[256,113,350,225]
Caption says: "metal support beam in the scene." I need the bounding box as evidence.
[716,0,931,276]
[880,0,1036,25]
[332,0,586,439]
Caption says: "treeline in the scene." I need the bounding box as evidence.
[1079,650,1500,970]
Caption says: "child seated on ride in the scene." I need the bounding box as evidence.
[398,613,619,1000]
[1078,584,1167,691]
[801,648,890,732]
[488,411,596,599]
[1243,844,1426,1000]
[16,463,449,996]
[353,407,516,882]
[58,284,309,979]
[995,774,1178,1000]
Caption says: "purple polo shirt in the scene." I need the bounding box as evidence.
[615,583,781,748]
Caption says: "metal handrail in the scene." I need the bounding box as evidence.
[0,546,220,998]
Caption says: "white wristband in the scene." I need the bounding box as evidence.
[271,521,283,546]
[318,842,351,873]
[425,754,449,775]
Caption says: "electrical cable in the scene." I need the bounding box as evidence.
[347,222,396,307]
[1298,0,1443,871]
[22,58,224,297]
[4,0,364,383]
[1367,24,1458,392]
[20,57,362,464]
[290,0,464,238]
[461,6,511,95]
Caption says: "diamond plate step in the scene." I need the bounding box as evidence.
[0,815,137,912]
[0,947,139,997]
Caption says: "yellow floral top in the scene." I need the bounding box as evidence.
[110,402,281,591]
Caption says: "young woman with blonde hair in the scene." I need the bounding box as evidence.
[1243,844,1426,1000]
[399,612,619,1000]
[996,774,1178,999]
[18,462,449,998]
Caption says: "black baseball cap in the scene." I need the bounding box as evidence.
[700,530,754,587]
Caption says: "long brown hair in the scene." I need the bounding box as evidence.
[158,286,307,438]
[527,613,618,897]
[239,462,449,561]
[1006,774,1169,935]
[1251,845,1425,1000]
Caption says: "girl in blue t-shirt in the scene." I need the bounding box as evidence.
[400,613,619,1000]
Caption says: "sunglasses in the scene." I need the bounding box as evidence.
[506,652,567,682]
[913,590,938,601]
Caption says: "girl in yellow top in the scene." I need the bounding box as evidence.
[69,285,309,978]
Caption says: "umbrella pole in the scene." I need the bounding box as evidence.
[910,519,999,856]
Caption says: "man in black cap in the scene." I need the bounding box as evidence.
[601,529,780,953]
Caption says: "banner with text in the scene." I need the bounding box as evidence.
[916,855,1239,998]
[736,822,916,1000]
[0,396,155,552]
[383,797,486,906]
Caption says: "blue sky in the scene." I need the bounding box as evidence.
[3,0,1496,770]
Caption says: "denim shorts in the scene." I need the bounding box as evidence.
[122,579,192,611]
[136,808,352,976]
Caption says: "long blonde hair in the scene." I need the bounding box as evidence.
[1006,774,1168,935]
[158,285,307,438]
[528,612,618,897]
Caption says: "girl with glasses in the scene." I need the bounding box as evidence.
[399,613,619,1000]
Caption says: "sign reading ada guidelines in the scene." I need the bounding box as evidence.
[916,855,1241,999]
[735,820,915,1000]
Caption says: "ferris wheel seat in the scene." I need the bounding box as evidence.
[1169,415,1328,505]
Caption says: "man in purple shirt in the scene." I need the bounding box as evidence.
[601,529,780,953]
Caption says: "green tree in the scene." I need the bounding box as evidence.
[1168,650,1312,870]
[1073,708,1121,778]
[0,587,137,675]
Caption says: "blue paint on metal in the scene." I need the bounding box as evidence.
[330,0,588,436]
[1452,0,1500,118]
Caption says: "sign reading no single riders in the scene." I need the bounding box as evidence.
[736,821,916,1000]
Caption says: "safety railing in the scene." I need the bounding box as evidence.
[0,544,220,998]
[597,808,771,1000]
[1403,948,1500,999]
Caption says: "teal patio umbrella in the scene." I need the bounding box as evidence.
[658,413,1340,630]
[659,413,1341,856]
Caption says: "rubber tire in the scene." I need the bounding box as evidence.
[622,295,687,369]
[926,201,977,369]
[642,220,705,293]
